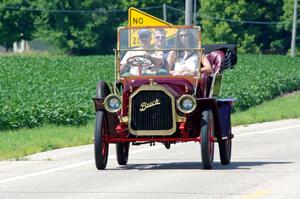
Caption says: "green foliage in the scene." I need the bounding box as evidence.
[0,1,183,54]
[32,0,175,55]
[32,0,117,54]
[0,55,114,130]
[0,0,38,50]
[0,1,298,54]
[280,0,300,45]
[200,0,291,53]
[280,0,296,30]
[221,54,300,111]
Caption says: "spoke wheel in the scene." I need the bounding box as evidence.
[200,109,215,170]
[94,111,109,170]
[218,124,232,165]
[116,142,130,165]
[94,80,110,170]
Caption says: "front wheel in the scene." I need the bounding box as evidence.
[116,142,130,165]
[200,109,215,169]
[94,111,109,170]
[218,124,232,165]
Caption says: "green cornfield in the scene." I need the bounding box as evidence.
[0,55,114,130]
[0,54,300,130]
[221,54,300,110]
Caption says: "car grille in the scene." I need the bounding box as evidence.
[129,86,176,135]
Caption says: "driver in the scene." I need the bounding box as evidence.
[120,29,164,76]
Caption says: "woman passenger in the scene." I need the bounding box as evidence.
[167,29,212,76]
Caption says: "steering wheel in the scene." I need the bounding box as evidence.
[126,55,154,68]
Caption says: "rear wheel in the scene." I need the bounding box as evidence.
[200,109,215,169]
[218,124,232,165]
[94,111,109,170]
[116,142,130,165]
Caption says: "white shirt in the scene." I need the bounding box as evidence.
[173,53,199,75]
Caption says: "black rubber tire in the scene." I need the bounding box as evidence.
[200,109,215,170]
[218,124,232,165]
[96,80,110,98]
[116,142,130,165]
[94,111,109,170]
[94,80,110,170]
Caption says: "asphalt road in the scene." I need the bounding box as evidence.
[1,119,300,199]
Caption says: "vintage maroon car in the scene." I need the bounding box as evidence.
[93,26,237,170]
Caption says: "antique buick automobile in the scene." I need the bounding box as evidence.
[93,25,237,170]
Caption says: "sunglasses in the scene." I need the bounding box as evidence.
[180,34,188,38]
[140,34,150,40]
[155,36,166,40]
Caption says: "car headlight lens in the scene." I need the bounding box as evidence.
[104,94,122,113]
[177,95,197,114]
[182,98,193,109]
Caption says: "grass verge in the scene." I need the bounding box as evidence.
[0,122,94,160]
[1,92,299,160]
[232,91,300,126]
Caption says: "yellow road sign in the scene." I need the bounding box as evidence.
[128,7,171,26]
[128,7,176,47]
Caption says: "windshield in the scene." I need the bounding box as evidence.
[117,26,201,78]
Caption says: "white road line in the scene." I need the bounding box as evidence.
[0,145,165,185]
[1,124,300,185]
[0,160,94,184]
[235,124,300,137]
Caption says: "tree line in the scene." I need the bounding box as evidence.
[0,0,298,55]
